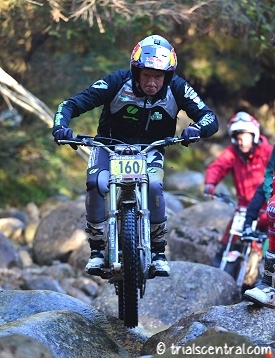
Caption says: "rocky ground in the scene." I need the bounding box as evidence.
[0,170,272,357]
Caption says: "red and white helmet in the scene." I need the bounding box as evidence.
[227,112,260,144]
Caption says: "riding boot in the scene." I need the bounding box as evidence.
[243,250,275,307]
[85,220,108,276]
[149,218,170,278]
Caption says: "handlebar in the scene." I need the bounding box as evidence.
[241,230,268,243]
[204,193,236,207]
[57,134,200,154]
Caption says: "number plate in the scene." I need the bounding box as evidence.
[110,156,146,178]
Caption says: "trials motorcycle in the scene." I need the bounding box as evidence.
[207,194,268,293]
[59,134,192,328]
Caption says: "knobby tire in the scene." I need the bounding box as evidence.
[121,203,138,328]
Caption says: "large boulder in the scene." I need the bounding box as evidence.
[168,199,234,231]
[0,334,54,358]
[164,169,231,198]
[93,261,240,330]
[0,290,107,325]
[0,231,18,268]
[147,331,268,358]
[0,310,130,358]
[0,217,25,243]
[167,200,235,264]
[0,290,146,357]
[164,169,205,193]
[32,199,87,265]
[140,301,275,357]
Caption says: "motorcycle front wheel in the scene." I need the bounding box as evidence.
[121,203,138,328]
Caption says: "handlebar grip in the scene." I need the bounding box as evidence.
[57,138,82,144]
[56,138,82,150]
[189,136,200,140]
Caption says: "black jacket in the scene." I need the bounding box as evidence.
[245,145,275,226]
[53,69,218,144]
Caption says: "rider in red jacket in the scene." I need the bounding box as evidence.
[204,112,273,267]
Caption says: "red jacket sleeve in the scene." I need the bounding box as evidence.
[205,146,236,185]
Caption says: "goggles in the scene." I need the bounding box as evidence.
[229,113,260,127]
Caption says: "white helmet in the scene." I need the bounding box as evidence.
[227,112,260,144]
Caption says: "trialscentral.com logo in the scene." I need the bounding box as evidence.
[156,342,273,357]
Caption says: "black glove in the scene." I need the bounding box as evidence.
[180,123,201,147]
[52,126,77,150]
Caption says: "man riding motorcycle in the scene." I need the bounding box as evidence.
[204,111,273,267]
[52,35,218,278]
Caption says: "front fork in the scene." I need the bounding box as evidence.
[108,182,120,271]
[139,182,151,274]
[236,242,251,288]
[220,233,235,271]
[107,180,151,274]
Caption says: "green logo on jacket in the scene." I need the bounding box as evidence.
[127,106,139,114]
[123,106,139,121]
[150,112,162,121]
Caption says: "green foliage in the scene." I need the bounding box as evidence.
[180,36,260,91]
[1,0,275,208]
[0,122,53,207]
[164,144,206,173]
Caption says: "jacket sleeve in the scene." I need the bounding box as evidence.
[263,145,275,202]
[205,147,235,186]
[170,76,219,138]
[244,183,266,226]
[53,69,130,129]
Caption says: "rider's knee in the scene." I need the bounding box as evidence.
[86,169,109,196]
[148,180,163,195]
